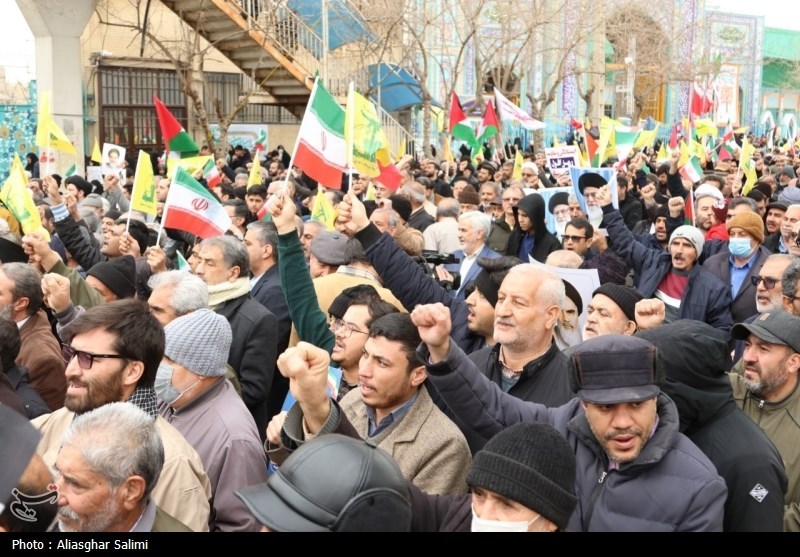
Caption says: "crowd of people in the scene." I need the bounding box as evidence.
[2,130,800,533]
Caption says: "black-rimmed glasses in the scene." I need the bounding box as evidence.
[562,235,588,243]
[61,344,128,370]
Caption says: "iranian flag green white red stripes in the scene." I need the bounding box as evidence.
[679,154,703,184]
[718,121,736,161]
[162,167,231,239]
[292,79,347,189]
[153,95,199,156]
[202,158,222,188]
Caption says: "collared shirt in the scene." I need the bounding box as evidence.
[365,391,419,437]
[729,249,759,299]
[458,245,483,290]
[779,236,789,254]
[249,272,264,292]
[129,499,156,532]
[15,316,30,330]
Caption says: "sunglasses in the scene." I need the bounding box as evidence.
[750,275,779,290]
[562,235,588,243]
[61,344,129,370]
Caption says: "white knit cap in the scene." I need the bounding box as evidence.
[521,161,539,174]
[164,309,232,377]
[669,225,705,258]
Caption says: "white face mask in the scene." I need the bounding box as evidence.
[470,504,542,532]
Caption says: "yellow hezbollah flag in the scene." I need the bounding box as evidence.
[91,138,103,164]
[311,188,337,231]
[131,150,157,216]
[364,181,376,201]
[166,155,212,179]
[35,91,76,155]
[345,85,385,178]
[1,154,50,240]
[634,125,659,149]
[512,149,524,180]
[248,155,262,189]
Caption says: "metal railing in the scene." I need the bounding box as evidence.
[228,0,417,156]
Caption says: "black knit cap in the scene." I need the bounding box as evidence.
[87,255,137,299]
[467,423,577,531]
[592,283,644,322]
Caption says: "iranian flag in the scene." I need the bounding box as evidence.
[202,158,222,188]
[679,154,703,184]
[293,79,347,189]
[449,91,478,150]
[477,99,500,145]
[162,167,231,239]
[154,95,199,156]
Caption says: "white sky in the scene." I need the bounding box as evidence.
[0,0,796,85]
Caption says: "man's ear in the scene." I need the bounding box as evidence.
[122,360,144,388]
[409,365,426,388]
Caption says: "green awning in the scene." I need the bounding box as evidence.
[763,27,800,61]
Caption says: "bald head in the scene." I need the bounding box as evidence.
[546,249,584,269]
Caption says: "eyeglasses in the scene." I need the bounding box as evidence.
[562,235,588,243]
[330,318,369,339]
[750,275,779,290]
[61,344,128,370]
[784,293,800,303]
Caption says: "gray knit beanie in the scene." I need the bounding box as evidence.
[164,309,232,377]
[466,422,577,530]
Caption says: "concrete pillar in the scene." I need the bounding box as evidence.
[16,0,97,174]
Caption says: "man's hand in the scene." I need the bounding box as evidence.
[635,299,666,331]
[640,184,657,206]
[276,342,332,434]
[667,196,685,219]
[145,245,168,274]
[65,193,80,221]
[595,184,613,208]
[22,233,60,272]
[556,173,571,186]
[44,175,62,205]
[268,188,297,235]
[410,303,452,363]
[591,229,608,252]
[669,150,680,173]
[41,273,72,313]
[336,190,370,235]
[103,174,119,192]
[118,231,142,258]
[266,411,287,447]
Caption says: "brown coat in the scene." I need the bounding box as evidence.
[17,310,66,411]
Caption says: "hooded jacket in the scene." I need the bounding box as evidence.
[639,321,787,532]
[418,337,727,531]
[505,193,561,263]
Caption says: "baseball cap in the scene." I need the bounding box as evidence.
[731,310,800,354]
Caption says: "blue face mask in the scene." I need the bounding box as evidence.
[729,237,753,258]
[155,362,199,406]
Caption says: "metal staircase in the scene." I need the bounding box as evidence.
[160,0,415,155]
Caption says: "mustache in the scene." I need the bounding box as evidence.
[495,319,515,327]
[58,507,80,521]
[604,428,642,441]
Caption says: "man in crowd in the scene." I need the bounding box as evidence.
[422,198,461,255]
[53,403,191,532]
[412,306,728,531]
[444,211,500,301]
[157,309,268,531]
[730,311,800,530]
[32,300,211,531]
[194,235,278,437]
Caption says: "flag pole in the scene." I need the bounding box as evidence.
[156,175,173,247]
[347,81,355,193]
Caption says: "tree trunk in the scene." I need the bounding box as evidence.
[422,95,432,158]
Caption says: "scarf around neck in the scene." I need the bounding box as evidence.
[207,277,251,310]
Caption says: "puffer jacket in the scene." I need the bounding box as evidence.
[419,338,728,532]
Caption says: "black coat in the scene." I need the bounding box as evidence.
[5,364,50,419]
[505,193,561,263]
[214,294,278,437]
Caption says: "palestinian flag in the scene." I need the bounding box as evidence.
[293,79,347,189]
[162,167,232,239]
[154,95,199,156]
[449,91,478,150]
[477,99,500,145]
[202,158,222,188]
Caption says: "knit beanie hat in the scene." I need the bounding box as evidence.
[457,189,481,207]
[471,269,500,307]
[87,255,136,299]
[592,283,644,322]
[164,309,232,377]
[727,211,765,243]
[579,251,630,286]
[669,225,704,258]
[778,186,800,206]
[467,422,577,531]
[388,195,412,223]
